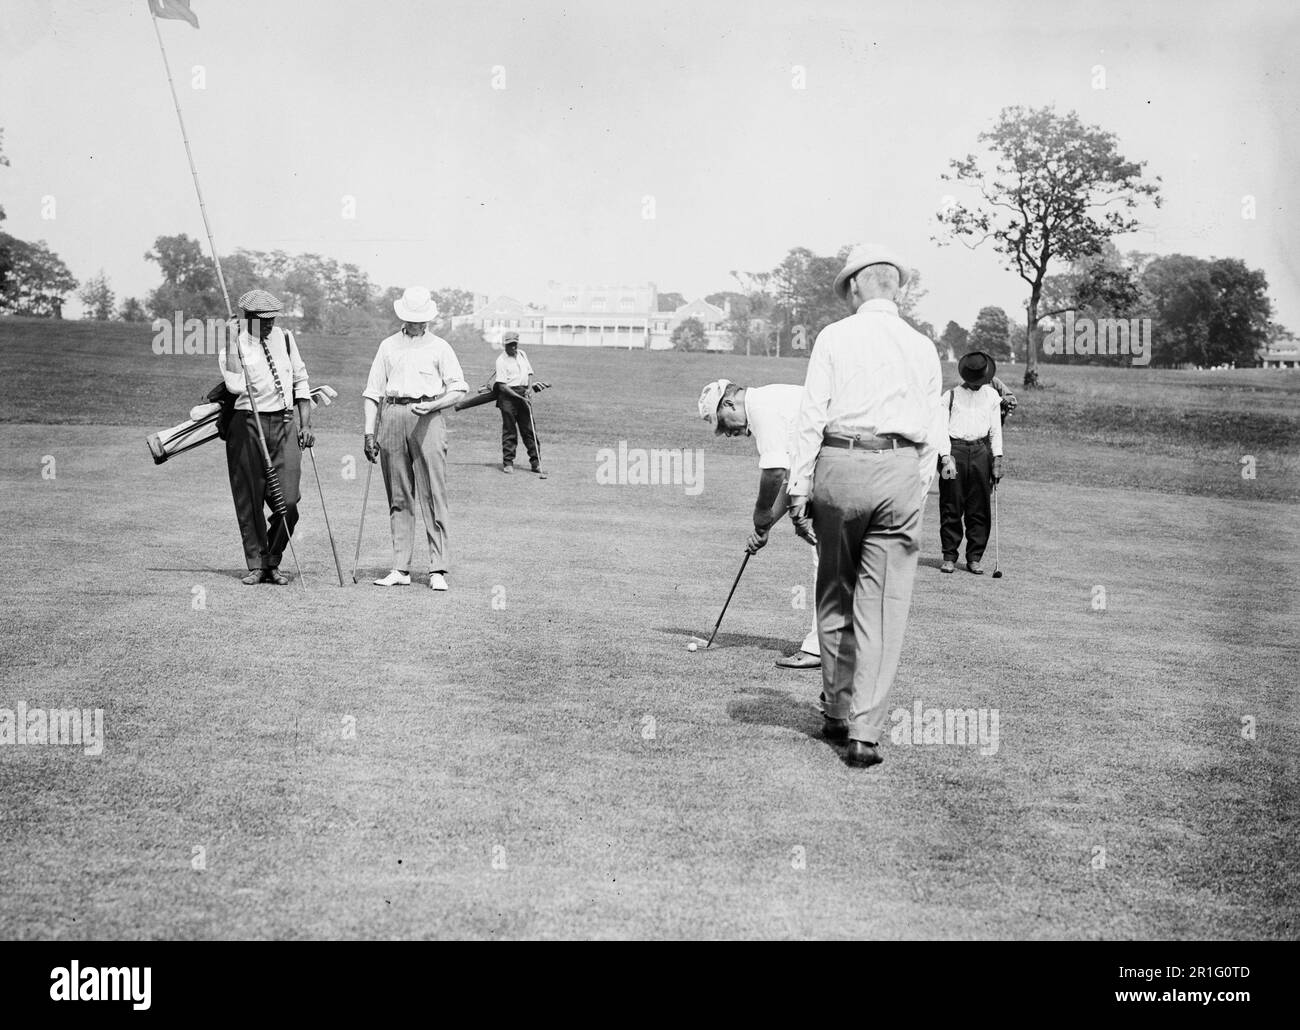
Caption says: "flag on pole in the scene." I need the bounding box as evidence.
[148,0,199,29]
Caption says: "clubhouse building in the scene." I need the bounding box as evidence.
[455,284,732,351]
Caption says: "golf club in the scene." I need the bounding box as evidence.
[991,482,1002,578]
[307,446,345,586]
[702,551,751,649]
[352,403,382,584]
[526,386,547,479]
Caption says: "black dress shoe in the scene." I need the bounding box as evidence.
[822,717,849,743]
[845,740,883,768]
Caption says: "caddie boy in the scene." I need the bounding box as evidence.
[218,288,315,585]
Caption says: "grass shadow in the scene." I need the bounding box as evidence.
[658,626,793,652]
[146,567,247,580]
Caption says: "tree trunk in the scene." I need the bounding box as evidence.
[1024,286,1041,388]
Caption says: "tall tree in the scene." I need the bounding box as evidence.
[657,291,686,312]
[670,316,709,352]
[935,106,1161,386]
[144,233,221,318]
[1140,254,1270,367]
[78,269,115,320]
[118,297,149,322]
[938,320,968,360]
[0,237,78,317]
[431,287,474,318]
[968,306,1011,358]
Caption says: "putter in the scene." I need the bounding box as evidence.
[704,551,751,649]
[307,446,345,586]
[351,462,373,584]
[991,483,1002,578]
[525,388,547,479]
[352,401,385,584]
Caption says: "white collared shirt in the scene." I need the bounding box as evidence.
[942,385,1003,457]
[789,299,944,495]
[493,349,534,388]
[219,326,311,413]
[363,329,468,404]
[743,383,802,470]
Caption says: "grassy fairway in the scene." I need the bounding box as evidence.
[0,320,1296,939]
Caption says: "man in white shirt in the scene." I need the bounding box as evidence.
[219,288,315,585]
[362,287,468,591]
[491,332,544,475]
[698,378,820,669]
[787,244,945,768]
[938,350,1004,574]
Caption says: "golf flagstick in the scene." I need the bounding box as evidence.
[307,446,345,586]
[704,551,751,649]
[153,9,304,588]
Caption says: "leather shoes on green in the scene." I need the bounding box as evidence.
[845,740,883,768]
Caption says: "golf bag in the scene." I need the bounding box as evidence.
[147,383,337,465]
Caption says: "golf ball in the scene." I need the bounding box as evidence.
[687,642,698,652]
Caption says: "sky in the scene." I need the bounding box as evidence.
[1,0,1297,329]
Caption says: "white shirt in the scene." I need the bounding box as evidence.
[219,326,311,413]
[363,330,468,405]
[744,383,802,470]
[493,349,534,388]
[789,299,945,495]
[942,385,1003,457]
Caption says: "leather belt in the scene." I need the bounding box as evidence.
[822,433,917,451]
[949,436,989,446]
[386,396,436,405]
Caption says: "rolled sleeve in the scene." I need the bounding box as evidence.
[288,333,311,402]
[438,342,468,395]
[788,331,833,495]
[988,393,1004,456]
[362,344,388,405]
[218,344,247,396]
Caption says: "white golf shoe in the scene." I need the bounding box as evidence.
[429,573,448,591]
[374,570,411,587]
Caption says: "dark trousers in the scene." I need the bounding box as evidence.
[939,437,992,563]
[496,387,540,467]
[225,411,301,571]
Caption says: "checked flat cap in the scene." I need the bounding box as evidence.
[237,289,283,315]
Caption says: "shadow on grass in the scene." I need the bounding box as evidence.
[147,567,247,580]
[658,626,792,653]
[725,686,860,765]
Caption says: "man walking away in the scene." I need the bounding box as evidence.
[362,287,468,591]
[787,244,944,769]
